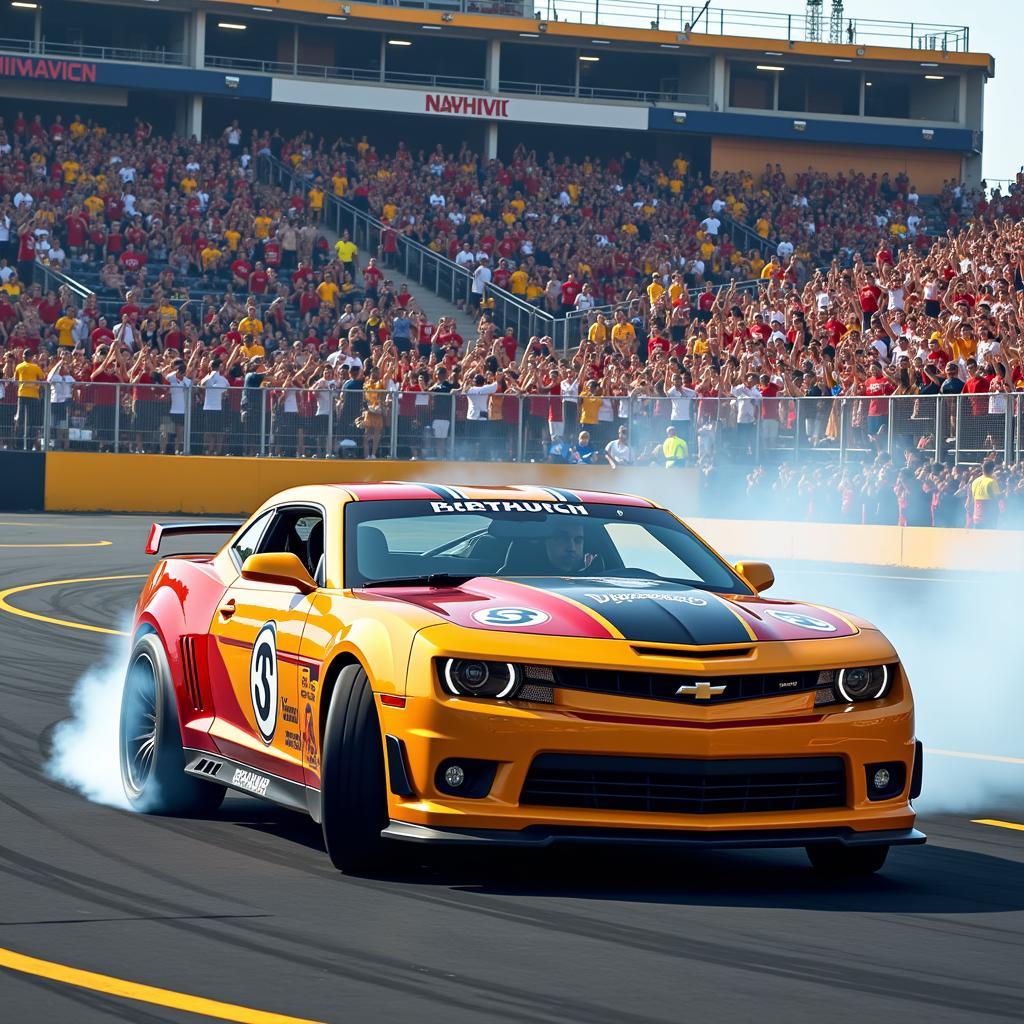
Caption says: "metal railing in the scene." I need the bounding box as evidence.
[4,383,1017,473]
[258,153,563,347]
[368,2,970,53]
[205,54,486,91]
[0,36,187,64]
[258,155,764,353]
[500,79,710,105]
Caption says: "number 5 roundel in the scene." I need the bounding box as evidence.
[250,621,279,743]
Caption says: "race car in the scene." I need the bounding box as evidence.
[120,482,924,876]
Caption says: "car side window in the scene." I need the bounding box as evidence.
[257,507,325,583]
[231,512,273,568]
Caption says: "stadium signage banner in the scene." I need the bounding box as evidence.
[425,94,510,118]
[272,79,647,130]
[0,56,97,82]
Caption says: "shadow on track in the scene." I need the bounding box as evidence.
[219,801,1024,915]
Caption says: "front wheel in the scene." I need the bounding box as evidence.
[806,843,889,877]
[320,664,398,874]
[119,633,225,815]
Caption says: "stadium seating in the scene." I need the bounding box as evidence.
[1,110,1022,528]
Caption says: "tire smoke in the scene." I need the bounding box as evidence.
[46,623,133,810]
[746,552,1022,815]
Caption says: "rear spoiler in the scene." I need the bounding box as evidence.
[145,521,246,556]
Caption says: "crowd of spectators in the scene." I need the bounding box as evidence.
[2,109,1024,529]
[699,452,1024,530]
[279,130,943,306]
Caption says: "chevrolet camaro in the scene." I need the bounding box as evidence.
[119,482,924,875]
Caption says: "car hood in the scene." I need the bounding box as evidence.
[368,576,858,645]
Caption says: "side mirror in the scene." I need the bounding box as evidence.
[241,552,317,593]
[734,560,775,594]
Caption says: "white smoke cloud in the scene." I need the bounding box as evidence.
[46,622,133,810]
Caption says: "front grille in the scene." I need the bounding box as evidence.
[520,754,847,815]
[553,666,821,705]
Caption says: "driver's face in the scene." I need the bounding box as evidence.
[545,524,586,574]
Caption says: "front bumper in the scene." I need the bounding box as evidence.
[382,821,926,849]
[382,629,920,841]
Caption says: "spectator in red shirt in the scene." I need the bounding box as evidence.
[863,361,896,449]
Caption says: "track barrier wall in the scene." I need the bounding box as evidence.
[42,452,700,516]
[23,452,1024,573]
[688,517,1024,574]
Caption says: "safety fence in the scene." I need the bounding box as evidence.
[2,382,1021,468]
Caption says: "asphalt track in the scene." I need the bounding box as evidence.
[1,514,1024,1023]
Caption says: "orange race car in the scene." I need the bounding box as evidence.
[120,482,924,876]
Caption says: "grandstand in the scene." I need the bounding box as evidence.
[4,1,1023,529]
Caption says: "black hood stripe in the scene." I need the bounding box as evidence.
[508,578,751,646]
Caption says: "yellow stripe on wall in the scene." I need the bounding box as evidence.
[44,452,699,517]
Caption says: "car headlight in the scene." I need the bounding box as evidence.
[442,658,520,699]
[817,665,890,703]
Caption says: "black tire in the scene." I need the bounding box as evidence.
[806,843,889,877]
[119,633,225,816]
[320,663,396,874]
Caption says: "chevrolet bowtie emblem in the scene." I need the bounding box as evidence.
[676,681,727,700]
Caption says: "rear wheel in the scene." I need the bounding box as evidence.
[320,664,397,874]
[119,633,225,815]
[806,843,889,877]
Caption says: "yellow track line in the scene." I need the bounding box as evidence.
[0,541,113,548]
[972,820,1024,833]
[0,946,325,1024]
[0,575,143,636]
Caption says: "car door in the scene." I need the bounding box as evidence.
[209,505,324,785]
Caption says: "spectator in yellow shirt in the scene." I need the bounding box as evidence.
[200,243,223,272]
[15,354,46,446]
[239,307,264,338]
[647,274,665,306]
[55,310,77,348]
[611,313,636,356]
[510,268,528,296]
[308,183,325,220]
[253,211,272,239]
[317,275,340,309]
[240,335,266,360]
[588,314,609,345]
[334,237,357,267]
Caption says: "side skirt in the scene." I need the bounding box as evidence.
[183,748,315,816]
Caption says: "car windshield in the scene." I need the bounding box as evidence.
[343,500,748,593]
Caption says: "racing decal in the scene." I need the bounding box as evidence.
[471,607,551,627]
[380,576,616,639]
[730,599,858,640]
[584,591,708,607]
[429,500,588,516]
[508,578,751,645]
[303,702,319,773]
[538,486,581,503]
[231,768,270,797]
[281,697,299,725]
[764,610,837,632]
[249,621,279,744]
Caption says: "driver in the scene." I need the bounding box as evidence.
[544,521,596,575]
